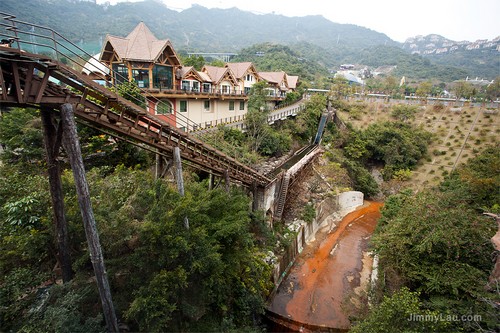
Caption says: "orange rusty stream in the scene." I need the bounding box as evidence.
[268,201,383,331]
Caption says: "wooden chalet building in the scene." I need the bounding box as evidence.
[95,22,299,130]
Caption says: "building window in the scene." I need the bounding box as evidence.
[246,74,253,81]
[221,85,230,94]
[156,100,173,115]
[192,81,199,92]
[203,83,211,93]
[244,87,251,95]
[204,100,210,111]
[153,65,173,89]
[182,80,190,91]
[229,101,235,111]
[112,64,128,85]
[239,101,245,110]
[132,69,149,88]
[180,100,188,112]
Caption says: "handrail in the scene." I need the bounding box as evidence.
[0,11,200,132]
[0,11,271,186]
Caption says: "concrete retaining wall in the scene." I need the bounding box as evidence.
[270,191,364,287]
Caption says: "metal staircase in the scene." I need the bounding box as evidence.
[313,112,329,144]
[274,173,290,220]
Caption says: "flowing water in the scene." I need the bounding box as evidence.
[267,201,383,332]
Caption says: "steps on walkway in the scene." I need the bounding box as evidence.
[274,173,290,220]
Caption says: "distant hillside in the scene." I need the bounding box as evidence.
[402,34,500,79]
[1,0,395,52]
[402,34,499,55]
[1,0,496,80]
[355,45,469,81]
[232,43,330,82]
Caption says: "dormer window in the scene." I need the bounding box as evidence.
[203,83,211,93]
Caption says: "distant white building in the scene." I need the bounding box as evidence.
[335,71,364,85]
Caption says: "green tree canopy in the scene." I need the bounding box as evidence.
[366,146,500,332]
[343,121,432,179]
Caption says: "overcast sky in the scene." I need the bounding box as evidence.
[97,0,499,43]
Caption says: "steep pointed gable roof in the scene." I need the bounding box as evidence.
[202,65,237,85]
[100,22,180,64]
[286,74,299,89]
[125,22,159,60]
[198,71,212,82]
[225,62,256,79]
[179,66,206,82]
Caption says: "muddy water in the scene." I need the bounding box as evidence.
[268,201,383,332]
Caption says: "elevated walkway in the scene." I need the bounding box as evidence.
[0,12,270,187]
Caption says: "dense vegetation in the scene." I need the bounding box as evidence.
[357,45,469,82]
[0,106,280,332]
[0,3,498,329]
[350,146,500,332]
[233,43,329,83]
[0,90,496,332]
[2,0,393,53]
[0,75,332,332]
[3,0,496,81]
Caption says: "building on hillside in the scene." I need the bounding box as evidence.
[92,22,299,131]
[225,62,259,95]
[258,71,292,98]
[334,71,364,85]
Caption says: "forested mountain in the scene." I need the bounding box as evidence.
[1,0,497,80]
[402,34,500,79]
[1,0,395,51]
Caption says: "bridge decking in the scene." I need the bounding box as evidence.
[0,43,270,187]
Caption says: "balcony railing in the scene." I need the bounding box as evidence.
[147,84,251,98]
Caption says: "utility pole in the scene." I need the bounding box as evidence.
[173,146,189,230]
[60,103,119,332]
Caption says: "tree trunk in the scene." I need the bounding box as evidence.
[60,103,119,332]
[40,108,73,283]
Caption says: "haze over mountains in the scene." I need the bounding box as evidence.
[2,0,498,80]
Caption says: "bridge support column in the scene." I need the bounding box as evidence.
[208,172,214,190]
[155,151,172,179]
[252,182,265,212]
[224,169,230,193]
[60,103,119,333]
[40,107,73,283]
[173,146,189,230]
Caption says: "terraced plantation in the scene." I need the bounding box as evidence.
[337,99,499,190]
